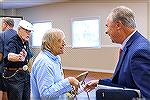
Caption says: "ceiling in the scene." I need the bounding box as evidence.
[0,0,69,9]
[1,0,147,9]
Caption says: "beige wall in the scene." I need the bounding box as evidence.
[4,9,17,16]
[61,47,119,73]
[3,0,149,73]
[15,1,148,45]
[0,9,4,15]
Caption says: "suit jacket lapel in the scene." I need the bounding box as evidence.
[113,47,127,78]
[112,31,140,82]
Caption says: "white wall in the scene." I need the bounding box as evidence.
[4,9,17,16]
[0,9,4,15]
[3,0,149,73]
[16,2,148,46]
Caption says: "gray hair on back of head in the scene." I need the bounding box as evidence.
[108,6,136,28]
[41,28,65,51]
[3,17,14,27]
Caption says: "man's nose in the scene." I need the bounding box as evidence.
[63,41,66,46]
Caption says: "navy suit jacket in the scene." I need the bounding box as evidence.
[99,31,150,98]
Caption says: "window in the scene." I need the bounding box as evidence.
[32,22,52,47]
[72,17,100,48]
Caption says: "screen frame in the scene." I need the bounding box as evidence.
[0,16,23,19]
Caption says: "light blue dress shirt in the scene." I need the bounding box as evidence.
[31,50,72,100]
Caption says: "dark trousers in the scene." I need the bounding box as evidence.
[0,73,6,91]
[3,70,30,100]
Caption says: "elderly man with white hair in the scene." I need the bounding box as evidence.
[2,20,33,100]
[31,28,79,100]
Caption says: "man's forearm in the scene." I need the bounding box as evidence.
[8,53,20,62]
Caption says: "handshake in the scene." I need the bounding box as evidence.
[65,71,88,96]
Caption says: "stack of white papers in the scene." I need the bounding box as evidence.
[96,85,141,97]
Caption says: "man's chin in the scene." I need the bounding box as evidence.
[59,51,64,54]
[25,38,29,41]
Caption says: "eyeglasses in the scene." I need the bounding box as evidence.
[21,27,31,33]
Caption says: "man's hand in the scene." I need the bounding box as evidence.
[66,77,80,94]
[19,49,27,61]
[84,80,99,92]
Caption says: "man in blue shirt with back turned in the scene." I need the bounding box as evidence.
[0,17,17,100]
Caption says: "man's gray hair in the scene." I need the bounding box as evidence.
[41,28,65,51]
[3,17,14,27]
[109,6,136,28]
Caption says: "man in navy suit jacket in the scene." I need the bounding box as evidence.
[84,6,150,98]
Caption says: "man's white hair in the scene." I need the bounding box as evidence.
[41,28,65,51]
[108,6,136,28]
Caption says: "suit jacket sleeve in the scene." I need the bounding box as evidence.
[98,78,125,88]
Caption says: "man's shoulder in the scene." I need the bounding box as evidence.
[6,34,18,45]
[5,29,17,37]
[131,32,149,46]
[5,29,17,33]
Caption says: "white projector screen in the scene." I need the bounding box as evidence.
[72,17,101,48]
[32,22,52,47]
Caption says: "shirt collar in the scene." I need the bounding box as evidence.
[121,30,136,49]
[43,49,60,62]
[3,29,13,32]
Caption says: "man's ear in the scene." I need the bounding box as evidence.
[116,21,123,30]
[18,27,21,31]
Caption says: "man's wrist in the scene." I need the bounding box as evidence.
[98,79,102,85]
